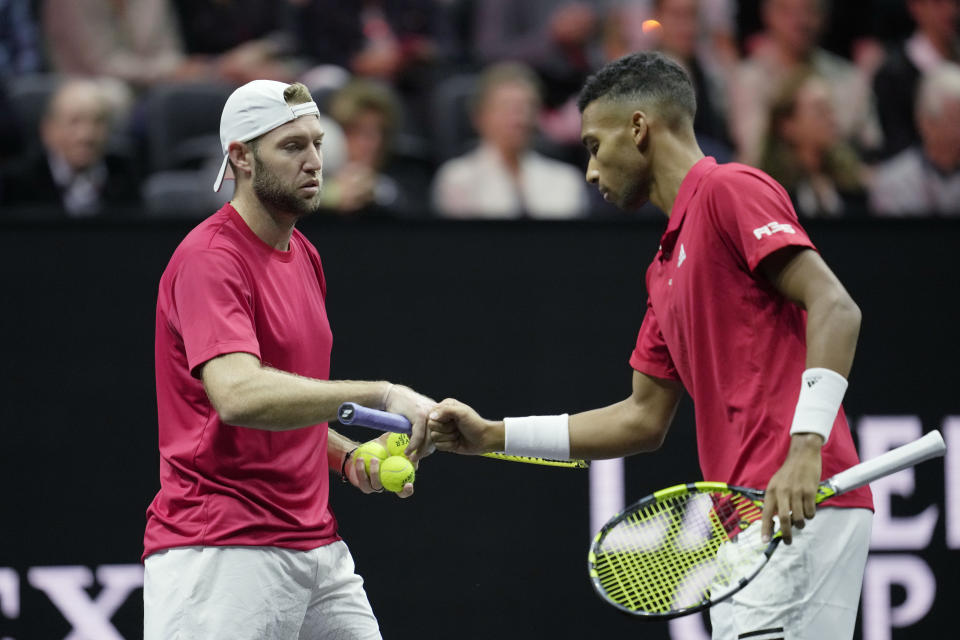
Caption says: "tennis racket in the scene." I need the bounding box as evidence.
[588,430,946,618]
[337,403,590,469]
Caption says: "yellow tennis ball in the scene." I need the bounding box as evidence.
[386,432,411,458]
[379,455,415,493]
[354,441,388,475]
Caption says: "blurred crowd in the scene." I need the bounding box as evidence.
[1,0,959,221]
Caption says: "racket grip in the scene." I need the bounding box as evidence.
[827,430,946,495]
[337,403,412,434]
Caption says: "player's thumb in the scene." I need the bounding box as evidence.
[428,398,464,423]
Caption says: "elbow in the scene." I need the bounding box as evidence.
[212,391,281,431]
[209,390,249,426]
[215,401,245,427]
[623,385,679,454]
[200,354,268,428]
[626,418,669,453]
[204,378,256,427]
[814,288,861,339]
[834,292,862,340]
[848,298,862,336]
[635,425,669,453]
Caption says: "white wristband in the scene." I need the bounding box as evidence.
[789,368,848,444]
[503,414,570,460]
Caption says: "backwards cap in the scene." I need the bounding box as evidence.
[213,80,320,192]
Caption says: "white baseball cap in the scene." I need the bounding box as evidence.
[213,80,321,192]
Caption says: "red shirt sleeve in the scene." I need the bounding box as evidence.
[629,299,681,381]
[172,249,261,376]
[705,166,816,271]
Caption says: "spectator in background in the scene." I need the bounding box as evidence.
[0,79,140,217]
[42,0,207,90]
[870,62,960,216]
[43,0,301,92]
[729,0,881,166]
[43,0,309,185]
[760,70,868,217]
[473,1,607,152]
[604,0,734,158]
[170,0,303,85]
[474,0,604,107]
[873,0,960,160]
[602,0,738,72]
[292,0,444,136]
[320,79,426,215]
[432,62,588,219]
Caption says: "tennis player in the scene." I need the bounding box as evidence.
[143,79,434,640]
[429,52,873,640]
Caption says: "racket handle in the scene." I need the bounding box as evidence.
[337,402,412,434]
[827,430,946,495]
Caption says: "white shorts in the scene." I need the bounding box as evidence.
[144,541,381,640]
[709,507,873,640]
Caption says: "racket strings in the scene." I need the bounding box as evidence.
[592,491,766,614]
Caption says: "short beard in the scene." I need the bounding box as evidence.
[619,173,651,210]
[252,153,323,218]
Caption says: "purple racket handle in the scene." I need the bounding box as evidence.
[337,402,412,434]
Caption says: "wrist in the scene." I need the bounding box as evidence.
[377,382,394,411]
[503,414,571,460]
[340,446,358,483]
[486,420,506,453]
[789,367,848,444]
[790,432,825,451]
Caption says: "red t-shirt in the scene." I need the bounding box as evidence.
[144,204,340,560]
[630,158,872,510]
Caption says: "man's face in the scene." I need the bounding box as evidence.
[765,0,822,58]
[345,108,387,168]
[657,0,700,59]
[580,99,651,210]
[250,116,325,217]
[780,77,837,151]
[920,96,960,171]
[908,0,959,44]
[41,84,110,171]
[476,81,539,155]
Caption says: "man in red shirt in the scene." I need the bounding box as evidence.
[144,79,435,640]
[428,52,872,639]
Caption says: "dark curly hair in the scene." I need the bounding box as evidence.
[577,52,697,128]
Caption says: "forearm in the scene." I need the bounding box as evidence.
[430,372,678,461]
[790,289,860,444]
[479,395,674,460]
[211,364,389,431]
[569,372,680,458]
[803,292,861,377]
[570,398,672,459]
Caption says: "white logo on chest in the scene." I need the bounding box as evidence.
[677,244,686,267]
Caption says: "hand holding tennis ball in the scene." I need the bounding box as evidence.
[354,440,388,475]
[386,432,411,458]
[379,455,415,493]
